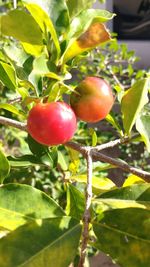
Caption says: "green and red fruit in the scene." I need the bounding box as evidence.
[27,102,77,146]
[70,77,114,123]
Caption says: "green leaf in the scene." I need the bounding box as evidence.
[27,134,47,156]
[0,61,17,91]
[8,154,50,167]
[30,54,61,79]
[24,0,69,34]
[136,114,150,152]
[0,216,81,267]
[67,9,115,40]
[0,103,25,117]
[93,208,150,267]
[106,113,123,136]
[62,9,114,62]
[71,174,115,195]
[66,0,96,18]
[25,3,61,60]
[123,174,145,187]
[3,43,29,67]
[93,183,150,212]
[121,78,150,134]
[0,183,64,231]
[1,9,43,45]
[66,183,85,220]
[58,151,68,171]
[0,150,10,184]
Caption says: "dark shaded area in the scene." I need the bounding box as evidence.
[113,0,150,40]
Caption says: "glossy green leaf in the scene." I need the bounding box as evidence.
[24,0,69,34]
[71,174,115,195]
[121,78,150,134]
[66,184,85,220]
[0,103,25,117]
[0,61,17,91]
[93,183,150,212]
[66,0,96,18]
[136,114,150,152]
[93,208,150,267]
[0,150,10,184]
[0,183,64,230]
[0,216,81,267]
[25,3,61,60]
[1,9,43,45]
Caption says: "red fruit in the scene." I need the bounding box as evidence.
[70,77,114,123]
[27,102,77,146]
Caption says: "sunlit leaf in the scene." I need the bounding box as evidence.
[0,216,81,267]
[0,183,64,230]
[1,9,43,45]
[136,114,150,152]
[24,0,69,34]
[0,150,10,184]
[0,103,25,117]
[121,78,150,134]
[25,3,61,60]
[0,61,17,91]
[93,207,150,267]
[66,184,85,220]
[66,0,96,18]
[93,183,150,211]
[63,22,111,63]
[123,174,145,187]
[70,174,115,195]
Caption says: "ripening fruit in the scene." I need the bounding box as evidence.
[70,77,114,123]
[27,102,77,146]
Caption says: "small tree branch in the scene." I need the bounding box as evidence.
[109,68,125,90]
[78,149,93,267]
[8,97,22,104]
[92,151,150,183]
[0,116,150,182]
[66,141,150,183]
[0,116,27,131]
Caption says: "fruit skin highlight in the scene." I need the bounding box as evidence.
[27,102,77,146]
[70,77,114,123]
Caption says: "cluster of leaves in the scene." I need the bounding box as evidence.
[0,1,150,267]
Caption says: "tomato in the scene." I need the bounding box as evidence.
[70,77,114,122]
[27,102,77,146]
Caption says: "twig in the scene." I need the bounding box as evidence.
[8,97,22,104]
[0,116,27,131]
[66,141,150,183]
[92,151,150,183]
[78,149,93,267]
[0,116,150,182]
[109,68,125,90]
